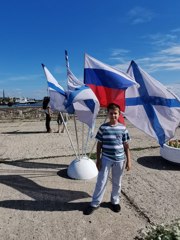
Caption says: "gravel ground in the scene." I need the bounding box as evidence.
[0,118,179,240]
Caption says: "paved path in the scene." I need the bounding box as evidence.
[0,120,179,240]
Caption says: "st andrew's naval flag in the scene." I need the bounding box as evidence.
[42,62,100,130]
[84,54,137,124]
[42,64,67,112]
[66,85,100,130]
[125,60,180,146]
[65,50,84,92]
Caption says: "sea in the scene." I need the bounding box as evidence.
[0,102,42,109]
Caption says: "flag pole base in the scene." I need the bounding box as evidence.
[67,156,98,180]
[160,142,180,164]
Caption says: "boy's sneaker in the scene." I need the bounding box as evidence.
[83,205,99,215]
[111,203,121,213]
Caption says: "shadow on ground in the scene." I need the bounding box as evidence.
[0,175,90,211]
[2,131,46,134]
[0,154,75,164]
[137,156,180,170]
[57,168,72,179]
[0,159,68,169]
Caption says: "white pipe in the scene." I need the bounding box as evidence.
[82,123,85,156]
[60,112,78,159]
[84,127,91,157]
[73,115,80,158]
[89,114,108,158]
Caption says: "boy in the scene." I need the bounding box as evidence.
[84,103,131,215]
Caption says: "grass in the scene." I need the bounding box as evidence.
[135,219,180,240]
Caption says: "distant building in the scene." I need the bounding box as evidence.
[3,90,5,99]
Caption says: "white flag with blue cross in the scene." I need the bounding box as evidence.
[125,60,180,146]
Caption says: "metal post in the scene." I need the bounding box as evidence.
[73,115,80,158]
[60,112,78,159]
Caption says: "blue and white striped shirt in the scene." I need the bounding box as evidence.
[96,122,130,161]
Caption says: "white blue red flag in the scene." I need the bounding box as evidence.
[42,64,67,112]
[125,60,180,146]
[84,54,137,124]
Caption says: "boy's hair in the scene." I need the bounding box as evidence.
[107,103,121,112]
[42,96,50,109]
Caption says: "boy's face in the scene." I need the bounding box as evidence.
[108,108,120,124]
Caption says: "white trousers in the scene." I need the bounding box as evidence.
[91,156,125,207]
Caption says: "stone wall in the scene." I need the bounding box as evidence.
[0,106,107,122]
[0,107,47,121]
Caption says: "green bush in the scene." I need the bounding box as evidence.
[168,140,180,148]
[89,152,96,160]
[136,219,180,240]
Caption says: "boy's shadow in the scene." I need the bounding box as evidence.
[0,175,90,212]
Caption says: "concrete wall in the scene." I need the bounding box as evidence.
[0,107,46,121]
[0,106,107,122]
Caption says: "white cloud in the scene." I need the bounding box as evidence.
[110,49,130,57]
[4,87,47,99]
[160,46,180,55]
[136,30,180,72]
[128,7,155,25]
[146,44,180,71]
[171,28,180,33]
[146,33,177,47]
[110,33,180,73]
[148,61,180,72]
[113,62,130,72]
[111,53,180,74]
[31,89,47,100]
[132,54,180,72]
[7,74,43,82]
[165,83,180,99]
[54,65,64,74]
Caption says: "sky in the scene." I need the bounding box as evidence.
[0,0,180,100]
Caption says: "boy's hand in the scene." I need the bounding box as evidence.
[96,159,102,171]
[96,141,102,171]
[126,161,132,171]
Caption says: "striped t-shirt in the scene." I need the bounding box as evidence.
[96,122,130,161]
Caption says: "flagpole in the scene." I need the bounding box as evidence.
[65,49,70,92]
[83,127,91,156]
[65,50,80,159]
[82,123,85,156]
[65,52,98,180]
[81,52,86,157]
[60,112,78,159]
[73,115,80,158]
[89,114,108,158]
[88,139,97,159]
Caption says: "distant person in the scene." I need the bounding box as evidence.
[43,96,52,133]
[57,112,68,133]
[84,103,132,215]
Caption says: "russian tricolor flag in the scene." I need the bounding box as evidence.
[84,54,137,123]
